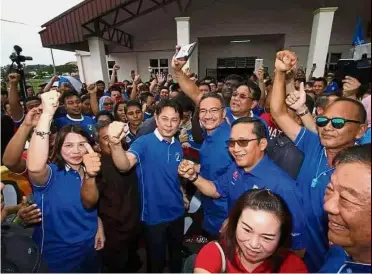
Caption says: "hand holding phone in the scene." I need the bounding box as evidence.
[175,42,197,60]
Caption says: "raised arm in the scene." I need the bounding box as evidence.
[109,64,120,88]
[43,75,59,93]
[270,51,302,142]
[178,160,220,199]
[108,121,137,172]
[27,90,60,185]
[87,84,99,116]
[130,75,141,101]
[2,107,42,173]
[80,143,101,208]
[257,67,266,108]
[171,47,202,105]
[7,73,24,122]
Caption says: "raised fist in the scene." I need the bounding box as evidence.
[171,45,187,72]
[285,82,307,111]
[108,121,126,145]
[8,73,20,84]
[133,74,141,85]
[113,64,120,71]
[257,67,264,82]
[178,160,197,180]
[87,83,97,94]
[83,143,101,177]
[275,50,297,73]
[40,90,60,115]
[24,106,42,128]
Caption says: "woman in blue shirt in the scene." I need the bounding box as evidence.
[27,90,103,272]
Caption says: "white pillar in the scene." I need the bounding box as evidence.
[175,17,191,72]
[75,51,86,83]
[88,37,109,85]
[306,7,338,79]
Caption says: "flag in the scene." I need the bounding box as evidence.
[352,17,365,46]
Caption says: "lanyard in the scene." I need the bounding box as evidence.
[311,148,335,187]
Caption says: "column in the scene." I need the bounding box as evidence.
[75,51,86,83]
[175,17,192,72]
[88,37,109,84]
[306,7,338,79]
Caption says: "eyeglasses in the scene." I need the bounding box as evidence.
[232,92,254,100]
[199,107,224,116]
[226,138,259,148]
[315,116,362,129]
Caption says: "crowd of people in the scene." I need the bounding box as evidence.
[0,48,371,273]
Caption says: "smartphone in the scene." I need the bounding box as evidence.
[254,59,264,75]
[175,42,197,60]
[334,59,358,85]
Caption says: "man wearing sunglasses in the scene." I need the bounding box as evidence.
[178,117,306,253]
[270,50,368,272]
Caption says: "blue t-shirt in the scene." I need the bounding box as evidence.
[32,164,97,272]
[318,245,372,273]
[128,129,184,225]
[144,112,153,121]
[294,127,335,272]
[199,121,233,235]
[213,155,306,250]
[55,114,96,139]
[324,81,339,94]
[252,106,265,117]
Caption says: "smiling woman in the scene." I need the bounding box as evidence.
[193,189,308,273]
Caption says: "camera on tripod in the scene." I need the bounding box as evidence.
[9,45,33,64]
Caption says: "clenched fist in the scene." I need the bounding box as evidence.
[275,50,297,73]
[87,84,97,94]
[8,73,20,84]
[113,64,120,71]
[108,121,126,145]
[83,143,101,177]
[178,160,197,181]
[40,90,60,115]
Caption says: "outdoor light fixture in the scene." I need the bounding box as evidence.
[230,40,251,43]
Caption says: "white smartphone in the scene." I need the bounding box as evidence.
[175,42,197,60]
[254,59,264,75]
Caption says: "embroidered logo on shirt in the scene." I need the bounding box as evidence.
[175,152,181,162]
[233,170,239,180]
[291,233,301,237]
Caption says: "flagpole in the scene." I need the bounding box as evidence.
[50,48,56,74]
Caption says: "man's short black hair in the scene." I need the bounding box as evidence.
[314,77,327,87]
[80,94,90,102]
[225,74,244,84]
[95,110,114,122]
[238,80,261,101]
[199,92,225,107]
[172,92,194,113]
[60,90,80,103]
[333,97,367,123]
[305,81,313,88]
[109,85,122,93]
[197,82,211,91]
[96,80,105,86]
[231,117,267,140]
[170,83,180,91]
[305,94,315,114]
[140,92,154,103]
[295,77,306,83]
[159,86,169,91]
[25,96,41,104]
[334,144,371,167]
[155,99,183,120]
[125,100,142,113]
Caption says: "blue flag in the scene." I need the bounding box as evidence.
[352,17,365,46]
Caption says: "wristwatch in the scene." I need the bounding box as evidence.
[297,107,309,117]
[189,173,199,183]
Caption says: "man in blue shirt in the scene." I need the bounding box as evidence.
[55,91,96,139]
[178,117,306,252]
[270,50,368,272]
[320,144,371,273]
[106,99,185,273]
[194,93,233,239]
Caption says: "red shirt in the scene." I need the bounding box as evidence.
[260,113,283,139]
[195,242,308,273]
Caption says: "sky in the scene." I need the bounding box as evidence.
[1,0,84,66]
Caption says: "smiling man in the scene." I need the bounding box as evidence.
[320,144,371,273]
[270,50,367,272]
[178,117,306,252]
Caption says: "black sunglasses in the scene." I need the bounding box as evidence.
[226,138,259,148]
[315,116,362,129]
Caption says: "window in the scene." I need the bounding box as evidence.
[149,58,169,74]
[107,61,117,82]
[325,53,342,73]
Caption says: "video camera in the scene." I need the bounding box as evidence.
[9,45,33,64]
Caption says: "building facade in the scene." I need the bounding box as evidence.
[40,0,371,84]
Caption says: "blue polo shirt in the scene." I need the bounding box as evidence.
[318,245,372,273]
[32,164,97,272]
[199,121,233,235]
[294,127,335,272]
[144,112,153,121]
[55,114,96,139]
[213,155,306,250]
[128,129,184,225]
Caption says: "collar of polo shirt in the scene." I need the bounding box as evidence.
[154,128,175,144]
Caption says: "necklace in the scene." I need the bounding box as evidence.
[311,148,335,188]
